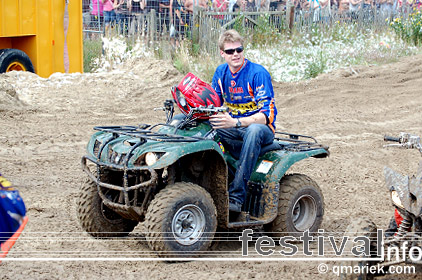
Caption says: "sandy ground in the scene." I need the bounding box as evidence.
[1,54,422,279]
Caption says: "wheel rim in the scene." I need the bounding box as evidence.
[6,61,26,72]
[291,195,317,231]
[172,204,205,245]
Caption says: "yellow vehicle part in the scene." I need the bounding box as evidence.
[0,0,83,77]
[6,61,25,71]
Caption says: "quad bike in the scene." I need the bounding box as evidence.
[77,83,329,258]
[342,132,422,279]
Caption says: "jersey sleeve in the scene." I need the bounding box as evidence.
[252,70,277,126]
[211,66,225,105]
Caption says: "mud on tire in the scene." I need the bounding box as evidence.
[77,178,138,237]
[341,218,379,280]
[145,182,217,258]
[264,173,324,238]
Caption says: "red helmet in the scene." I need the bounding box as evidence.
[171,73,222,119]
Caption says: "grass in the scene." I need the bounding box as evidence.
[83,16,422,81]
[83,36,103,73]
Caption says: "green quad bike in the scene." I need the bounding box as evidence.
[77,100,330,258]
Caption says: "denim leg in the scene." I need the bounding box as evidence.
[217,124,274,205]
[216,127,243,160]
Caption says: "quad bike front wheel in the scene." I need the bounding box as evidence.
[264,173,324,238]
[340,218,379,280]
[0,49,35,73]
[77,178,138,237]
[145,182,217,258]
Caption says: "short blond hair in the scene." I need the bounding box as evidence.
[218,29,245,51]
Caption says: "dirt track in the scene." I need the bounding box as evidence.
[1,54,422,279]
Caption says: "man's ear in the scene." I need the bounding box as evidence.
[220,50,224,57]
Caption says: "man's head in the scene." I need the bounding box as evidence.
[219,29,245,72]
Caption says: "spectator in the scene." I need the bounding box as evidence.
[319,0,331,22]
[363,0,374,9]
[381,0,396,19]
[145,0,161,13]
[228,0,238,11]
[159,0,172,34]
[183,0,209,12]
[102,0,116,33]
[349,0,363,19]
[338,0,350,14]
[129,0,146,34]
[213,0,229,14]
[212,0,229,23]
[257,0,271,11]
[245,0,256,11]
[91,0,104,29]
[83,0,92,31]
[331,0,339,11]
[114,0,130,35]
[169,0,187,46]
[362,0,374,21]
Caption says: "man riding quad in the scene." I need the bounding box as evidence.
[77,31,329,258]
[209,29,277,213]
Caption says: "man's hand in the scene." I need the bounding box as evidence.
[210,112,267,129]
[209,112,237,129]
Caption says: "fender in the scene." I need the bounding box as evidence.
[250,147,329,184]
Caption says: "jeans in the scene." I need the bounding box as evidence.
[104,10,116,27]
[116,13,129,34]
[217,124,274,205]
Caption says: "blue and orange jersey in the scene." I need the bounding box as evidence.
[211,59,278,132]
[0,173,27,260]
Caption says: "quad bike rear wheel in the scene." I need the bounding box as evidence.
[77,178,138,237]
[145,182,217,258]
[0,49,35,73]
[264,173,324,238]
[340,218,379,280]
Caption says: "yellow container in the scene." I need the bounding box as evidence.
[0,0,83,77]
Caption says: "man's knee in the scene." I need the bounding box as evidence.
[244,124,273,145]
[245,124,266,137]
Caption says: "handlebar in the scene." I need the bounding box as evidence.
[383,132,422,155]
[191,106,228,114]
[384,135,400,142]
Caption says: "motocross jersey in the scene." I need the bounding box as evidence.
[211,59,277,132]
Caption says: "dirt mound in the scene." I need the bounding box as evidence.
[2,54,422,279]
[0,75,25,110]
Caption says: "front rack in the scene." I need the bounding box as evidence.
[94,125,204,143]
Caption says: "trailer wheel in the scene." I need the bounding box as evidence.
[0,49,35,73]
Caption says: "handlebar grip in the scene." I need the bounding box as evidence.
[384,135,400,142]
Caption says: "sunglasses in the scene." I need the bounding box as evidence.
[223,46,244,55]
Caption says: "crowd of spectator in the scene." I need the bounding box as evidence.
[83,0,422,36]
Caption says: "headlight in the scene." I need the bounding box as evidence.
[145,152,158,166]
[391,190,404,209]
[179,96,186,107]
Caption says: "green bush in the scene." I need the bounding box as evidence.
[304,51,327,79]
[83,37,103,73]
[390,10,422,46]
[232,14,283,48]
